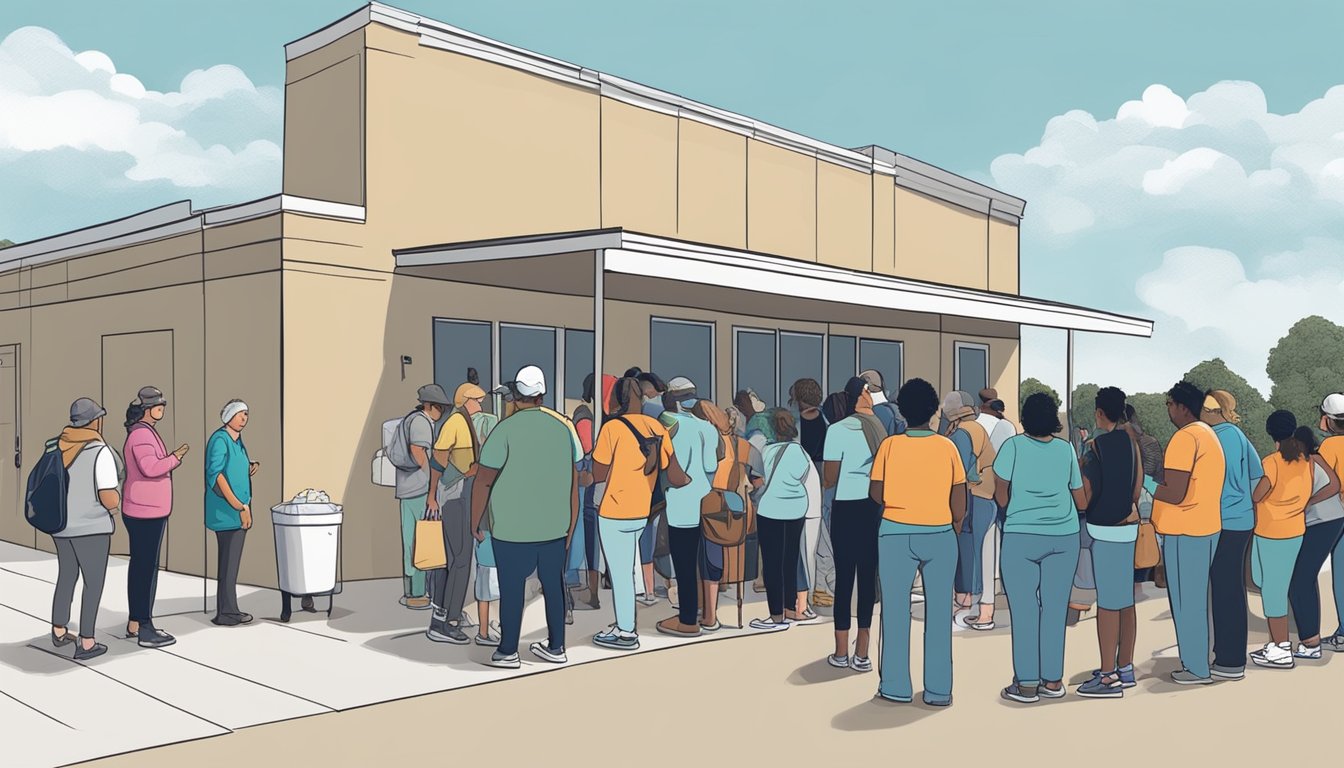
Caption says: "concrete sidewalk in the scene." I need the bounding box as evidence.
[0,540,779,768]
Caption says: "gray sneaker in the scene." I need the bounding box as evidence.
[427,620,470,645]
[487,651,520,669]
[1322,634,1344,652]
[1210,664,1245,680]
[593,625,640,651]
[137,625,176,649]
[1170,669,1214,685]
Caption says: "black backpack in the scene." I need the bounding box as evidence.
[24,439,80,535]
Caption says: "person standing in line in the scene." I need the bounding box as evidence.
[811,392,849,609]
[697,400,754,630]
[574,374,619,610]
[1202,390,1264,681]
[859,370,905,436]
[1286,424,1343,660]
[50,398,123,660]
[121,387,188,648]
[941,391,982,616]
[1074,387,1143,698]
[978,390,1018,451]
[470,396,503,646]
[871,379,966,706]
[789,379,826,621]
[206,399,259,627]
[424,380,486,644]
[1249,413,1315,669]
[1150,381,1225,684]
[750,409,815,631]
[1314,394,1344,652]
[471,366,582,668]
[591,377,691,651]
[656,377,718,637]
[994,393,1086,704]
[962,390,1008,631]
[823,377,886,672]
[393,385,450,611]
[625,367,669,607]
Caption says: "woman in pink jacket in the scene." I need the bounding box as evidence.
[122,386,189,648]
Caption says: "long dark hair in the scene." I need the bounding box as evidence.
[822,392,848,425]
[612,377,642,416]
[125,402,148,433]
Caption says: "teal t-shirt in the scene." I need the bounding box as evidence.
[664,412,720,529]
[204,429,251,532]
[477,408,581,543]
[758,441,812,521]
[1212,422,1263,531]
[824,416,875,501]
[992,434,1082,536]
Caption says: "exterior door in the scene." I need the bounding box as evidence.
[0,345,28,547]
[101,331,175,559]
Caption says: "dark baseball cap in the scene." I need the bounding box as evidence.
[416,384,451,406]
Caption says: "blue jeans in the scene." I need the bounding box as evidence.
[1001,532,1080,687]
[494,537,567,656]
[599,517,647,633]
[878,529,957,703]
[956,497,997,596]
[1162,532,1219,678]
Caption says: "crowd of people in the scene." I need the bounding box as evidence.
[41,364,1344,708]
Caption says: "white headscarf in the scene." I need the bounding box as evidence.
[221,400,249,426]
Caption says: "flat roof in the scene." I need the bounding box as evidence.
[395,229,1153,337]
[288,2,1026,222]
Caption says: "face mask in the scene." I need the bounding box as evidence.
[680,399,698,410]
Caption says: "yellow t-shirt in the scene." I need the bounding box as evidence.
[433,412,477,474]
[1256,453,1311,539]
[870,433,967,526]
[1318,437,1344,498]
[1151,421,1226,537]
[593,413,673,520]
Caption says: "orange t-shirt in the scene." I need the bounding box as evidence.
[1151,422,1226,537]
[593,414,674,520]
[869,433,967,526]
[1318,436,1344,500]
[1255,452,1311,539]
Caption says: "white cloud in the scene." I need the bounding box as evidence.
[0,26,281,241]
[997,80,1344,397]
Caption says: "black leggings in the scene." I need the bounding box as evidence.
[1210,528,1252,669]
[758,516,804,618]
[1290,519,1344,641]
[831,498,881,632]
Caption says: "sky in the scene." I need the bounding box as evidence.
[3,0,1344,397]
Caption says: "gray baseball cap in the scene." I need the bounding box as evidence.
[70,398,106,428]
[416,384,451,406]
[136,386,167,408]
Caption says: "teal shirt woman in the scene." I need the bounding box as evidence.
[205,426,252,531]
[206,400,257,626]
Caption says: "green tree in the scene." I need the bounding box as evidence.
[1020,378,1060,414]
[0,239,13,249]
[1070,383,1100,433]
[1268,316,1344,432]
[1128,392,1175,447]
[1184,358,1273,455]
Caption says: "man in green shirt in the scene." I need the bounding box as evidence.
[472,365,581,669]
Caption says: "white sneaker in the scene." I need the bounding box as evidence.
[748,617,790,632]
[827,654,850,669]
[850,656,873,673]
[910,592,926,604]
[1294,643,1323,660]
[529,642,568,664]
[1250,642,1295,669]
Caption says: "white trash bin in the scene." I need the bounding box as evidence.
[271,501,343,620]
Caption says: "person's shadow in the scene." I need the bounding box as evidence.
[831,696,943,731]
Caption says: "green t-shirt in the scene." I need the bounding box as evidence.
[477,408,581,543]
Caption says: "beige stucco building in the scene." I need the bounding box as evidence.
[0,3,1151,590]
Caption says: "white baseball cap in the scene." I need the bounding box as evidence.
[1322,393,1344,418]
[513,365,547,397]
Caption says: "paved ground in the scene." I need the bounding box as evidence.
[4,534,1341,767]
[76,571,1344,768]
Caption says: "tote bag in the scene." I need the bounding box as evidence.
[413,519,447,570]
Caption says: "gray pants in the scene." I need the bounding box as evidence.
[52,534,111,636]
[216,529,247,616]
[429,479,474,622]
[814,481,837,594]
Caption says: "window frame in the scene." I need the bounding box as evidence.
[953,340,991,395]
[857,337,905,396]
[649,316,717,402]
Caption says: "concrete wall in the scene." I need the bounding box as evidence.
[0,215,285,590]
[284,30,365,206]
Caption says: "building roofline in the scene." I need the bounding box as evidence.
[287,2,1025,218]
[1,195,365,270]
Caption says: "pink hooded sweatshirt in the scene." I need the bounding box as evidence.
[122,422,181,519]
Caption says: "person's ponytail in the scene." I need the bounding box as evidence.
[124,402,147,433]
